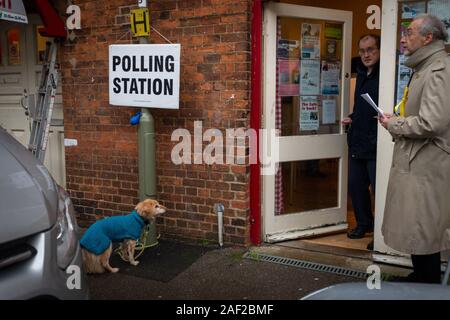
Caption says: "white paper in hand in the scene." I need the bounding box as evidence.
[361,93,385,118]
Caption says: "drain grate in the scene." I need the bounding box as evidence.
[244,252,368,279]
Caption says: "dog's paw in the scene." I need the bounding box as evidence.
[111,267,120,273]
[130,260,139,266]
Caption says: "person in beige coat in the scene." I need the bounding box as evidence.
[379,14,450,284]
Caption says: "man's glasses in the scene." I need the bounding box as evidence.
[358,47,378,56]
[401,29,414,38]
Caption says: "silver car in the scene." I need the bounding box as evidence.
[0,127,89,299]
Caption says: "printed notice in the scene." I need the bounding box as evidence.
[278,39,300,59]
[279,60,300,96]
[322,99,336,124]
[301,23,321,59]
[321,61,340,95]
[428,0,450,44]
[300,96,319,131]
[300,60,320,95]
[401,1,426,19]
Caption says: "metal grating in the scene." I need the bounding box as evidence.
[244,252,368,279]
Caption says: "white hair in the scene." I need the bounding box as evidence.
[414,14,449,42]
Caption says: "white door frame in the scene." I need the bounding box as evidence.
[262,2,352,242]
[0,16,66,187]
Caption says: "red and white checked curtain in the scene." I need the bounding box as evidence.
[275,18,284,215]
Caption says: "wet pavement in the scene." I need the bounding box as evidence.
[87,241,362,300]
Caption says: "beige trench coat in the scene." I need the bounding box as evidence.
[382,40,450,255]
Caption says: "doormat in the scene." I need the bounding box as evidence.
[109,240,212,283]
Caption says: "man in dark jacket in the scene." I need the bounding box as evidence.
[342,34,380,240]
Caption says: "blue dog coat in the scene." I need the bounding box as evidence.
[80,210,146,255]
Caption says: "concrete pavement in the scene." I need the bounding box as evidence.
[87,244,364,300]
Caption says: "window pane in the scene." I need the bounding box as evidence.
[7,29,20,66]
[277,17,343,136]
[0,33,3,66]
[36,25,49,64]
[277,159,339,215]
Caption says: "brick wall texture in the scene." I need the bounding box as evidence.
[58,0,252,246]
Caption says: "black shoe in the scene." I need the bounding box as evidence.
[366,239,374,250]
[347,226,373,239]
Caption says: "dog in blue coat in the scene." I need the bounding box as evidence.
[80,199,166,274]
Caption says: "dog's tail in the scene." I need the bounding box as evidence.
[81,248,105,274]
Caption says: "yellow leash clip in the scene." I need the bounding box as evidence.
[394,86,408,117]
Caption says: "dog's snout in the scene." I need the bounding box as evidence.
[157,205,167,214]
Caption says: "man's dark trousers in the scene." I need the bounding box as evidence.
[349,156,376,230]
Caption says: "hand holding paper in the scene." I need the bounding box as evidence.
[361,93,386,119]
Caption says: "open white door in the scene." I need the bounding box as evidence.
[375,0,450,267]
[263,2,352,242]
[0,16,66,187]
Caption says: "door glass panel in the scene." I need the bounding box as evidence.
[7,29,21,66]
[277,17,343,136]
[278,158,339,215]
[0,33,3,66]
[36,25,49,64]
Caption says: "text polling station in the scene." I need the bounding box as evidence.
[109,44,180,109]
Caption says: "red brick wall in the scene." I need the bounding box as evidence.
[59,0,252,246]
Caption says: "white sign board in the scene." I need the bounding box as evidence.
[109,44,180,109]
[0,0,28,24]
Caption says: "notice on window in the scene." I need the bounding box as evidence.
[401,1,426,19]
[322,99,336,124]
[301,23,321,59]
[325,23,342,40]
[396,54,412,104]
[300,60,320,96]
[321,61,340,95]
[428,0,450,44]
[279,60,300,96]
[277,39,300,59]
[325,39,338,60]
[300,96,319,131]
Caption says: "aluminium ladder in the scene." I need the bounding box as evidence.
[27,40,59,163]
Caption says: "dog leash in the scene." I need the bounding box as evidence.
[114,227,161,262]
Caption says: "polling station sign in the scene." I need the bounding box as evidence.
[109,44,180,109]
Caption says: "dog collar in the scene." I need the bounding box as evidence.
[131,210,149,225]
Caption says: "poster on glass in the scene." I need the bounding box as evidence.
[300,96,320,131]
[278,39,300,59]
[301,23,321,59]
[396,54,412,104]
[401,1,426,19]
[300,60,320,95]
[279,60,300,96]
[428,0,450,44]
[322,99,337,124]
[321,61,340,95]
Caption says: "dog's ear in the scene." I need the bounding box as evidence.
[135,201,145,215]
[135,199,154,216]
